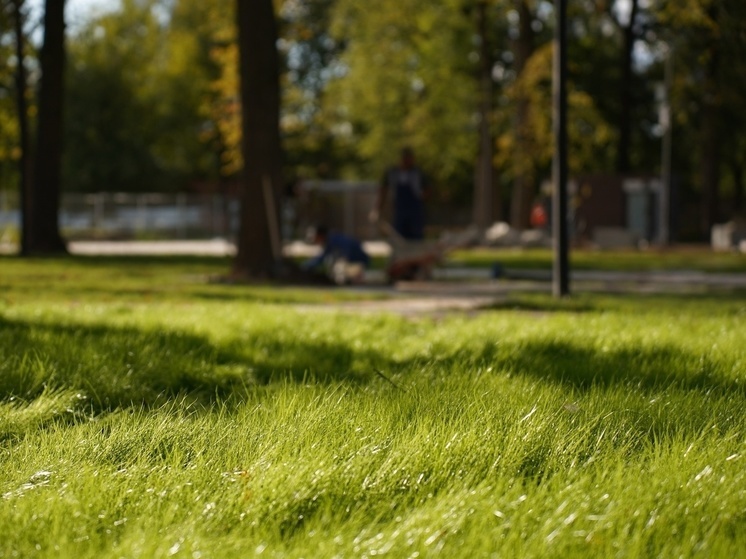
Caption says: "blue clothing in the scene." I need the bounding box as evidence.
[394,207,424,241]
[384,167,428,240]
[303,233,370,270]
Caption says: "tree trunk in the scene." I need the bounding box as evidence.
[233,0,283,278]
[700,7,721,238]
[474,1,495,231]
[732,160,744,213]
[616,0,639,174]
[11,0,32,255]
[700,95,721,235]
[28,0,67,254]
[509,0,535,230]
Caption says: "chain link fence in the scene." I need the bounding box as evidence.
[0,191,239,243]
[0,181,471,245]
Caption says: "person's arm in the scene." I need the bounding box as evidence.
[301,243,331,270]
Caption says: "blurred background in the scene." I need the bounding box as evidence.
[1,0,745,251]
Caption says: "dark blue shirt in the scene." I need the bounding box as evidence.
[303,233,370,270]
[383,167,428,240]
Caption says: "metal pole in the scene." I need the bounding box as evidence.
[552,0,569,297]
[262,175,282,261]
[658,43,673,246]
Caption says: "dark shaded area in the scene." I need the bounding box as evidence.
[26,0,67,254]
[0,316,381,412]
[233,0,283,278]
[1,313,743,416]
[485,298,596,314]
[467,338,744,395]
[0,317,240,409]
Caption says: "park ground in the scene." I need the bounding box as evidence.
[1,249,745,557]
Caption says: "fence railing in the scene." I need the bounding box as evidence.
[0,191,240,241]
[0,182,472,243]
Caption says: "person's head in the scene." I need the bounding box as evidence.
[400,147,415,169]
[307,224,329,246]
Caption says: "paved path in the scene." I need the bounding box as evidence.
[65,239,394,258]
[294,294,500,317]
[3,239,393,257]
[68,239,238,256]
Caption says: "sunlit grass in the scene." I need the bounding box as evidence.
[449,247,746,272]
[0,255,389,306]
[1,256,745,557]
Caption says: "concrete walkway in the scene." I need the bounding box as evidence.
[65,239,395,258]
[2,239,393,257]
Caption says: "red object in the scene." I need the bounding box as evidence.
[530,203,548,228]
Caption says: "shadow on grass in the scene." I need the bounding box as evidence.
[0,316,383,412]
[484,299,596,314]
[1,314,743,415]
[0,316,238,409]
[468,338,745,396]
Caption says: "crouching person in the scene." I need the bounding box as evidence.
[302,225,371,285]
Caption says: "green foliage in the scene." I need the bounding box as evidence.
[63,0,227,193]
[650,0,746,202]
[0,257,745,556]
[326,0,479,190]
[278,0,359,180]
[7,0,743,237]
[0,100,20,193]
[0,0,29,194]
[496,43,616,184]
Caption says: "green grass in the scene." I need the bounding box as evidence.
[1,256,745,558]
[449,247,746,273]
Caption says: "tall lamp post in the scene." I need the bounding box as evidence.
[658,42,673,247]
[552,0,569,297]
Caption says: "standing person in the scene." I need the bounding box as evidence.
[372,147,429,240]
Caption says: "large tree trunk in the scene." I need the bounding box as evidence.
[616,0,639,174]
[732,160,744,213]
[27,0,67,254]
[11,0,31,255]
[700,92,721,235]
[233,0,283,278]
[509,0,535,230]
[700,6,721,238]
[473,1,495,231]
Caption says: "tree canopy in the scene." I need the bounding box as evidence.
[1,0,745,244]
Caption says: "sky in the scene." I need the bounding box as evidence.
[26,0,120,33]
[47,0,639,29]
[66,0,120,28]
[32,0,640,35]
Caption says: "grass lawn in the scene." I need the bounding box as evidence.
[448,246,746,273]
[1,256,745,558]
